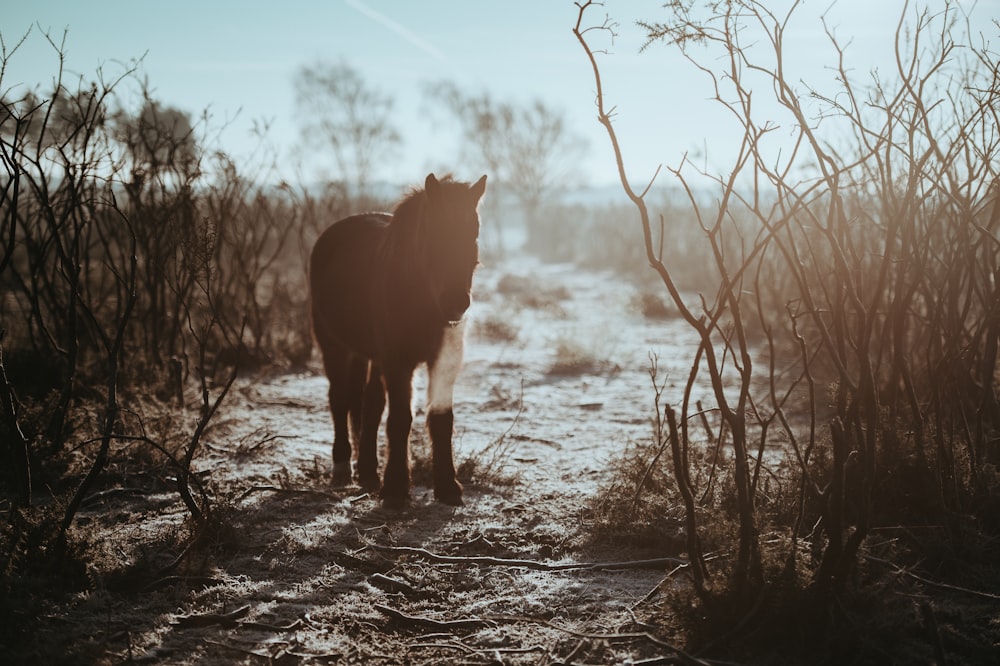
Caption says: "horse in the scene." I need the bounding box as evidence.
[309,173,487,507]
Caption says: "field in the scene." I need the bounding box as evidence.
[4,251,724,664]
[6,246,997,665]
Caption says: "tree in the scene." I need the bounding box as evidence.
[425,82,586,256]
[111,94,203,366]
[294,61,400,200]
[114,95,199,184]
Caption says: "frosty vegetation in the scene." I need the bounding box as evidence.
[1,1,998,663]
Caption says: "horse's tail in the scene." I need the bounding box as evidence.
[346,355,368,445]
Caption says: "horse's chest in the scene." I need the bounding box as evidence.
[379,313,445,364]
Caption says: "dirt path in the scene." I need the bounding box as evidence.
[52,254,718,664]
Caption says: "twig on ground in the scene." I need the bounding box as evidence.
[330,550,387,575]
[80,487,148,507]
[172,604,251,629]
[375,604,492,631]
[866,555,1000,601]
[151,530,206,579]
[408,640,477,655]
[379,603,722,666]
[172,604,304,633]
[493,614,718,666]
[239,618,305,633]
[141,575,222,592]
[202,640,276,660]
[237,484,344,503]
[632,561,691,610]
[367,543,687,572]
[237,430,290,454]
[369,572,420,597]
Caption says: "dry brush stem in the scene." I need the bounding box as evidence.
[175,315,244,526]
[574,0,761,601]
[58,201,138,548]
[0,334,30,503]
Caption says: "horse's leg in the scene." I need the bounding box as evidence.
[427,323,465,505]
[380,363,415,508]
[320,342,353,486]
[356,361,385,493]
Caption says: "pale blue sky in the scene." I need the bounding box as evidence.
[2,1,996,187]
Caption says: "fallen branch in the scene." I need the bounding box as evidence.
[409,640,548,660]
[367,543,687,572]
[237,484,345,503]
[239,618,304,633]
[375,604,492,631]
[331,550,387,575]
[408,641,477,655]
[142,575,222,592]
[866,555,1000,601]
[378,603,723,666]
[173,604,251,629]
[495,615,717,666]
[369,572,420,597]
[203,640,276,661]
[172,604,304,633]
[81,486,148,507]
[632,562,692,610]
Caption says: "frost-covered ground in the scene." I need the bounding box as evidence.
[43,251,728,664]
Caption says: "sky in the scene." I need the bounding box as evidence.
[2,1,997,189]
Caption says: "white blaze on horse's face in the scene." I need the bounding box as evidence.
[423,173,486,325]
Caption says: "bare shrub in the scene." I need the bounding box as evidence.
[0,30,323,588]
[575,0,1000,655]
[294,60,400,200]
[631,288,675,320]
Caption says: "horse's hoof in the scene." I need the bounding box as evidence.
[434,481,464,506]
[379,490,410,511]
[379,479,411,509]
[332,462,352,487]
[358,473,381,494]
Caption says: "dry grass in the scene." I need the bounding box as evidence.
[495,273,570,311]
[631,288,676,320]
[471,311,519,343]
[547,332,619,377]
[591,425,1000,665]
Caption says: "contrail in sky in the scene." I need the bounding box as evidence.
[343,0,448,63]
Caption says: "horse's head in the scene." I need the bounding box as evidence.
[421,173,487,325]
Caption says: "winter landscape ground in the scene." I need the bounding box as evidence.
[20,250,737,665]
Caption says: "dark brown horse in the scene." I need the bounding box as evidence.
[309,173,487,507]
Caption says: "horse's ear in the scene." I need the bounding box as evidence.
[470,175,487,201]
[425,173,440,198]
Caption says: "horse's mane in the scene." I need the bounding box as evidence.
[392,175,461,226]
